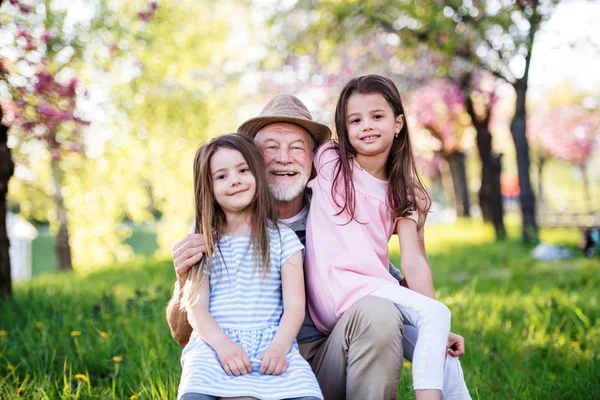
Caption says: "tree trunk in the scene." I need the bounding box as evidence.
[51,158,73,271]
[537,157,545,205]
[461,76,506,240]
[445,151,471,218]
[0,104,15,298]
[580,164,590,205]
[511,77,538,243]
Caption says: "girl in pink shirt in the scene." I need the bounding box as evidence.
[305,75,469,400]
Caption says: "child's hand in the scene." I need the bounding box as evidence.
[447,332,465,357]
[215,340,253,376]
[259,344,289,375]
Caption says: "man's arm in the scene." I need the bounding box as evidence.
[166,281,194,347]
[166,233,206,348]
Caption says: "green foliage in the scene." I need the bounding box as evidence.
[6,1,258,269]
[1,220,598,399]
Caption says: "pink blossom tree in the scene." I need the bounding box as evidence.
[1,48,15,297]
[0,0,158,277]
[529,106,599,203]
[408,79,472,217]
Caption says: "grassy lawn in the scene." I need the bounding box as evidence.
[1,220,598,399]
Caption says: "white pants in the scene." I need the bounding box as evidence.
[404,324,471,400]
[371,284,451,391]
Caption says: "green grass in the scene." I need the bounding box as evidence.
[2,220,599,399]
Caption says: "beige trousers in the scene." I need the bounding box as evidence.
[299,296,405,400]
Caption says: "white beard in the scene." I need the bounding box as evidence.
[267,165,309,202]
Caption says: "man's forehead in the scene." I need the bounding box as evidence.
[256,123,312,143]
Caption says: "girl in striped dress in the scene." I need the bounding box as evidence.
[177,134,322,400]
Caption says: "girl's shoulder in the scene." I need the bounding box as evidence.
[269,221,296,239]
[314,140,340,167]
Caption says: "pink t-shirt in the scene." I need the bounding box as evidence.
[305,141,418,334]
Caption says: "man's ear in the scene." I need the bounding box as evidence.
[395,115,405,134]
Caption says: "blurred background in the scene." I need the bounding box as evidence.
[1,0,599,274]
[0,0,599,399]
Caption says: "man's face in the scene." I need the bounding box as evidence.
[255,122,314,202]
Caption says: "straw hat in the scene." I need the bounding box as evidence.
[237,94,331,147]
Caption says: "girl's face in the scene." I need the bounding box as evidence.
[345,92,404,159]
[210,147,256,216]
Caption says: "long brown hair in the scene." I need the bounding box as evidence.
[181,133,277,309]
[332,74,430,221]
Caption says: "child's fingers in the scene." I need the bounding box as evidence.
[266,358,278,375]
[228,360,242,376]
[274,359,287,375]
[233,357,248,375]
[223,362,233,376]
[259,355,270,374]
[242,354,253,372]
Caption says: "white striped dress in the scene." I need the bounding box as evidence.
[177,225,323,400]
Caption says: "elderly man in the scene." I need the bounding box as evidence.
[167,94,462,400]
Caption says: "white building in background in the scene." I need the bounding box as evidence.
[6,212,38,282]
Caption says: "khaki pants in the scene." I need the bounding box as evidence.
[299,296,404,400]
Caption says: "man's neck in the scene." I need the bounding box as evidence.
[275,194,305,219]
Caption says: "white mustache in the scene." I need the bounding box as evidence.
[267,165,304,174]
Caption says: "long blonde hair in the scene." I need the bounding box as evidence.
[180,134,278,309]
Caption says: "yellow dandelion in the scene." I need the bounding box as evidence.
[74,374,89,382]
[112,356,123,363]
[571,341,580,349]
[0,330,7,338]
[70,331,81,337]
[100,331,109,339]
[7,363,15,371]
[16,386,24,394]
[36,322,45,329]
[403,361,412,369]
[130,395,139,400]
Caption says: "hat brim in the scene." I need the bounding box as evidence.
[237,116,331,147]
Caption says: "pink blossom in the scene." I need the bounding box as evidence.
[138,0,158,21]
[409,79,467,152]
[528,106,599,165]
[35,71,54,94]
[138,11,151,22]
[9,0,19,5]
[41,30,53,43]
[51,149,61,161]
[1,100,16,125]
[18,4,32,14]
[109,43,119,56]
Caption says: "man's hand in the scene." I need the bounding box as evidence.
[447,332,465,357]
[214,339,253,376]
[172,234,206,283]
[259,343,289,375]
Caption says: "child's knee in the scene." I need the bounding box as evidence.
[425,301,451,330]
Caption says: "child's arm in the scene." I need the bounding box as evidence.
[396,218,436,299]
[259,250,305,375]
[186,275,253,376]
[399,212,467,357]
